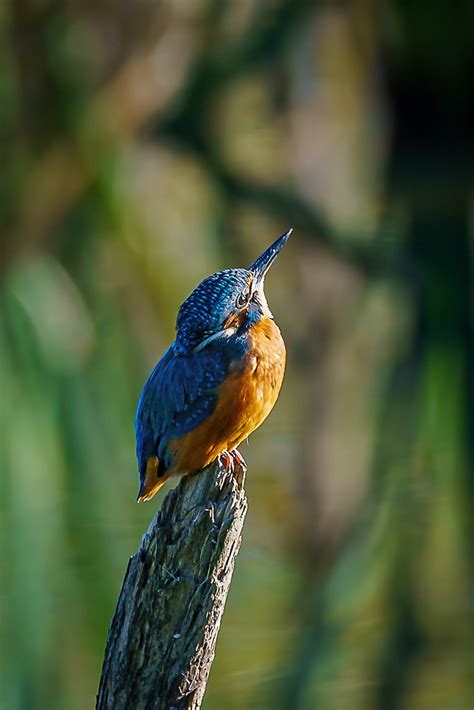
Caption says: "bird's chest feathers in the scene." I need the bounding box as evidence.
[243,317,286,404]
[169,317,285,473]
[210,317,286,445]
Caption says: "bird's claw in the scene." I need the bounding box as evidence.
[219,450,234,473]
[230,448,247,470]
[219,449,247,473]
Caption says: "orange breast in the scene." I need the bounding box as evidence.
[169,317,286,475]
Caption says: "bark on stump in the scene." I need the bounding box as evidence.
[96,460,247,710]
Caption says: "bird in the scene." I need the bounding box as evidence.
[135,229,292,502]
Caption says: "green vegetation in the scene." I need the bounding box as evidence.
[0,1,472,708]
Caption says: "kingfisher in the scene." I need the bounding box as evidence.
[135,229,292,502]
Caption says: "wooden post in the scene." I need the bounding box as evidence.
[96,460,247,710]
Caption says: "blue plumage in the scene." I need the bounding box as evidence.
[135,230,292,501]
[175,269,250,353]
[135,270,250,482]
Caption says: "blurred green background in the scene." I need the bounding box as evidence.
[0,1,472,708]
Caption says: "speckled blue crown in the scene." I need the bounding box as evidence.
[175,268,250,352]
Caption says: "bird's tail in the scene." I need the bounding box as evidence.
[137,456,169,502]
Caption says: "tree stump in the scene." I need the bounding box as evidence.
[96,460,247,710]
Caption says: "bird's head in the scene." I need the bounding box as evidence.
[175,229,292,354]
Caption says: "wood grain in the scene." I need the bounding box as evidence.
[96,460,247,709]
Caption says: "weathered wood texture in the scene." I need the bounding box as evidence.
[96,460,247,710]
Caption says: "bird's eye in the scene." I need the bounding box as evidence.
[236,291,250,308]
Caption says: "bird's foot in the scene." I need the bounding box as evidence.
[230,448,247,470]
[219,449,247,476]
[219,450,234,473]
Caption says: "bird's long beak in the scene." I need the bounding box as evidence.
[249,228,292,283]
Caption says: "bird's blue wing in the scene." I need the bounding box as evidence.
[135,342,230,481]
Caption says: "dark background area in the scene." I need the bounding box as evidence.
[0,1,472,708]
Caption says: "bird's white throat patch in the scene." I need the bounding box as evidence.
[193,327,238,353]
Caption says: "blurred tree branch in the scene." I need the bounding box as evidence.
[2,0,404,282]
[1,22,197,273]
[96,460,247,710]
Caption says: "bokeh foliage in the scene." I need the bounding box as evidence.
[0,1,472,708]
